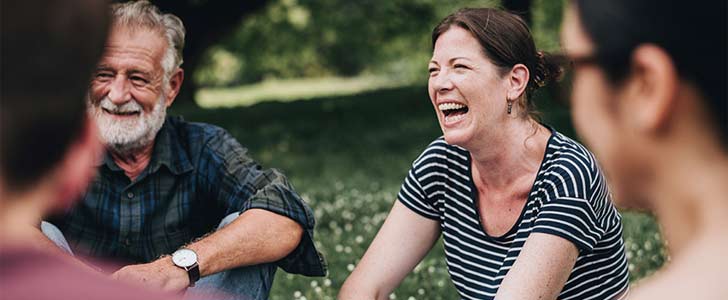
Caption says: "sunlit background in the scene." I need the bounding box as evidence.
[162,0,667,298]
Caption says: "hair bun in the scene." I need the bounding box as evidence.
[532,50,565,90]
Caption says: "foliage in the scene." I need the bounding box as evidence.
[172,84,665,299]
[195,0,505,87]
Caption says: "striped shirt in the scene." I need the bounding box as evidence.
[398,130,629,299]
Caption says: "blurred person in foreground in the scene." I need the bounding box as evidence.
[340,8,629,300]
[0,0,178,299]
[38,1,325,299]
[561,0,727,299]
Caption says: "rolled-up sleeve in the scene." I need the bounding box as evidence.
[202,129,327,276]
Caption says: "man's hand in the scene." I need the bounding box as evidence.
[111,256,189,292]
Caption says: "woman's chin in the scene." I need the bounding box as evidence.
[442,130,473,148]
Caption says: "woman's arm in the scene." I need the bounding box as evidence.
[495,232,579,300]
[339,201,441,300]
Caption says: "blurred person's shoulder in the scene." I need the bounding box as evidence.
[628,237,728,300]
[0,247,180,300]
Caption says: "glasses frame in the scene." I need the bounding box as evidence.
[549,52,603,107]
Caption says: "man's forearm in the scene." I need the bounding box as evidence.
[185,208,303,277]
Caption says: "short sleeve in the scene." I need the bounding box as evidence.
[530,153,611,253]
[531,196,606,253]
[397,167,440,220]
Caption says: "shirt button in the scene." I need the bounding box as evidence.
[127,192,134,198]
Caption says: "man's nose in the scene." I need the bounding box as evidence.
[107,76,132,105]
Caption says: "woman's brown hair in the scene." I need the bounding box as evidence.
[432,8,562,119]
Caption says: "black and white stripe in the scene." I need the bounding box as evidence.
[398,130,629,300]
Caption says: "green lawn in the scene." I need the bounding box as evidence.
[196,76,411,109]
[172,85,665,300]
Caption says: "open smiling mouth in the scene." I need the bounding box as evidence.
[438,102,469,123]
[102,108,139,116]
[103,108,140,116]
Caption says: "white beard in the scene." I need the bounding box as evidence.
[88,95,167,155]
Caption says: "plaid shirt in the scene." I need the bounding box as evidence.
[49,116,326,276]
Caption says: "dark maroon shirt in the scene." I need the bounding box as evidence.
[0,247,180,300]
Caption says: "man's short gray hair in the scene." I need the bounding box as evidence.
[110,0,185,82]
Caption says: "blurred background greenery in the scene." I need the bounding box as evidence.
[161,0,667,298]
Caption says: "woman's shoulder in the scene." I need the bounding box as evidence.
[411,137,468,166]
[539,130,607,199]
[629,240,728,299]
[543,131,600,174]
[407,137,470,179]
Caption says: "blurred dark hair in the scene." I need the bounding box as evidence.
[574,0,727,148]
[432,7,563,119]
[1,0,109,192]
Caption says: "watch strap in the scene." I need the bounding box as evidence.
[185,263,200,287]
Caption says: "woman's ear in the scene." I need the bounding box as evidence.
[507,63,530,100]
[621,44,679,134]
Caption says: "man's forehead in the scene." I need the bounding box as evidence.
[107,25,167,51]
[99,25,167,67]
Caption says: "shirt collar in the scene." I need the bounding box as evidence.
[96,116,194,176]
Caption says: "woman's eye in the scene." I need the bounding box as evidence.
[428,67,439,73]
[454,64,468,69]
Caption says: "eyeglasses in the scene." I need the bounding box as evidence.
[548,52,602,107]
[550,49,634,107]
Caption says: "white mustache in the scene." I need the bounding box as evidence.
[98,97,142,114]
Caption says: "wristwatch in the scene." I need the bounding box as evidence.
[171,248,200,287]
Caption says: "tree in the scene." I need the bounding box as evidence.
[114,0,269,106]
[215,0,440,85]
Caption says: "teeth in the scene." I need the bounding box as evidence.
[445,113,467,123]
[104,109,139,115]
[438,103,466,111]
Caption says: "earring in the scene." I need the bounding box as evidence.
[507,99,513,114]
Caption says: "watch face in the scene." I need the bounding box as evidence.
[172,249,197,268]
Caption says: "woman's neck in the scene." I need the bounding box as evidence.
[649,145,728,256]
[468,120,550,191]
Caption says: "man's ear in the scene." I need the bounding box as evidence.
[165,68,184,107]
[506,63,530,101]
[53,117,103,210]
[622,44,679,134]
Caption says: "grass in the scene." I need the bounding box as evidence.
[172,84,665,300]
[196,76,411,108]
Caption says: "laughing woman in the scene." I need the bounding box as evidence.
[339,8,629,300]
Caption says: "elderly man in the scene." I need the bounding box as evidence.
[43,1,326,299]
